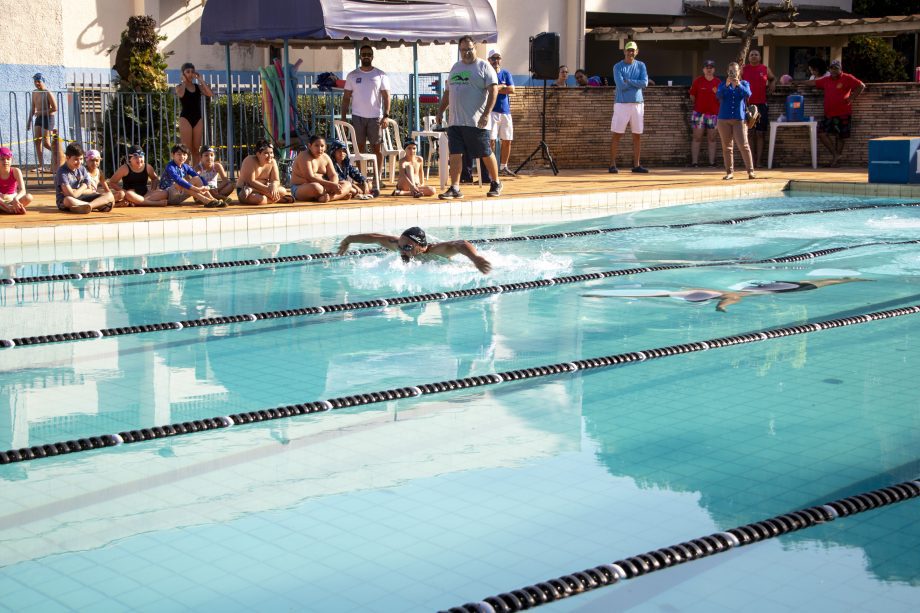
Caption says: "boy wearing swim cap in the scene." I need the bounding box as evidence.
[337,226,492,274]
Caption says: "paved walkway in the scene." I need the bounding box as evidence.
[0,167,869,230]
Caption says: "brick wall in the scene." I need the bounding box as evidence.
[507,83,920,169]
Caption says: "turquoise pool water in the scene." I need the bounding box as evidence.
[1,194,918,611]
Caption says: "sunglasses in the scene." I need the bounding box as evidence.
[399,243,417,252]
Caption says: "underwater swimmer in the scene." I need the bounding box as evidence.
[584,278,868,311]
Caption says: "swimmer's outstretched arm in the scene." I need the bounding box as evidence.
[337,233,400,254]
[429,240,492,274]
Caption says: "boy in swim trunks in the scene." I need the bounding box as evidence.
[235,140,293,205]
[392,139,435,197]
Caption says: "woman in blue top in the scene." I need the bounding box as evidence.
[715,62,755,180]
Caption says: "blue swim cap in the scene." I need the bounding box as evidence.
[32,73,45,83]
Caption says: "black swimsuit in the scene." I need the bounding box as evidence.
[179,84,202,127]
[122,165,149,195]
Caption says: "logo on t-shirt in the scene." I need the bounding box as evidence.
[356,77,363,84]
[450,71,471,84]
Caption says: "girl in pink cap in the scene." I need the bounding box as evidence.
[0,147,33,214]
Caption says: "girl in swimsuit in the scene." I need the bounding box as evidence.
[176,63,213,167]
[83,149,117,203]
[106,145,168,207]
[196,145,235,201]
[27,73,58,174]
[0,147,33,215]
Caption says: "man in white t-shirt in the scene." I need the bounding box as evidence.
[341,45,390,193]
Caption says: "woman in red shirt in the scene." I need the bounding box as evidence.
[741,49,776,168]
[688,59,722,167]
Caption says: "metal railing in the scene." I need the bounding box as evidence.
[1,74,441,186]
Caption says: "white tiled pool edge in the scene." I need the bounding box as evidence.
[3,180,916,262]
[1,182,789,256]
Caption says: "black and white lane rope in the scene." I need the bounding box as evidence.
[2,303,918,465]
[3,238,919,349]
[2,201,918,286]
[440,479,920,613]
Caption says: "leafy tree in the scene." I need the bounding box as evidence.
[853,0,920,16]
[101,16,176,170]
[708,0,798,64]
[844,35,908,82]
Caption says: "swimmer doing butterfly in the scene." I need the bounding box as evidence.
[338,227,492,274]
[584,278,868,312]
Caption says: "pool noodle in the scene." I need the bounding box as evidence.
[259,67,277,140]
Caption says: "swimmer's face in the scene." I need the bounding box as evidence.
[404,144,417,157]
[397,236,424,259]
[332,148,347,162]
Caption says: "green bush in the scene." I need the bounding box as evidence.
[844,35,908,82]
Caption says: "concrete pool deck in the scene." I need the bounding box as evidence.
[2,167,918,257]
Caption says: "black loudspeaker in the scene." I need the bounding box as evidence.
[529,32,560,80]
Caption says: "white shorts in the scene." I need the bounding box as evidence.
[610,102,645,134]
[490,112,513,141]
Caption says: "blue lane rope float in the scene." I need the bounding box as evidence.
[2,303,919,465]
[2,238,919,349]
[1,202,918,286]
[440,479,920,613]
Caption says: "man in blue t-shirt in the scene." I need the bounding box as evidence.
[487,48,516,177]
[609,41,649,174]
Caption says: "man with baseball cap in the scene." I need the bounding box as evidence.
[797,59,865,167]
[487,48,516,177]
[609,41,650,174]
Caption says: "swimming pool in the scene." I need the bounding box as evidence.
[1,193,918,611]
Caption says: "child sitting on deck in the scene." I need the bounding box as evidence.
[392,139,435,198]
[328,139,374,200]
[196,145,235,202]
[84,149,118,204]
[107,145,168,207]
[156,143,221,207]
[0,147,33,214]
[54,142,115,214]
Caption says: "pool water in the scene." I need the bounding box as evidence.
[1,194,919,611]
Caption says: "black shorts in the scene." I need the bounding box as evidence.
[751,103,769,132]
[447,125,492,159]
[819,115,851,139]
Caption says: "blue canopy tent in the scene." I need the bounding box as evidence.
[199,0,497,175]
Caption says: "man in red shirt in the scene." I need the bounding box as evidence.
[802,60,866,167]
[741,49,776,168]
[688,59,721,167]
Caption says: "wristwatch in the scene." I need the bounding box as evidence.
[383,113,390,118]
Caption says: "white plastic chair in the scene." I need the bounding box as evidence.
[381,118,404,183]
[333,119,381,188]
[421,115,480,185]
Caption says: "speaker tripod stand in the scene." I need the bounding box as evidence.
[515,78,558,175]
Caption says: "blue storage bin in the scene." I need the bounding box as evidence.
[785,95,805,122]
[868,137,920,184]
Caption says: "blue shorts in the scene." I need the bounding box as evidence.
[447,125,491,159]
[35,115,53,130]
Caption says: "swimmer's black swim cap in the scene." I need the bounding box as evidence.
[401,227,427,246]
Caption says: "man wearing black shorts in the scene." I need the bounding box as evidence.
[436,35,503,199]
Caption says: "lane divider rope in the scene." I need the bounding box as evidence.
[1,303,918,465]
[2,201,917,286]
[440,479,920,613]
[3,238,918,349]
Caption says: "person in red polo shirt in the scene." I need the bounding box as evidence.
[741,49,776,168]
[688,59,722,167]
[801,60,866,167]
